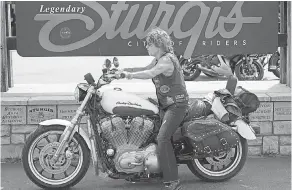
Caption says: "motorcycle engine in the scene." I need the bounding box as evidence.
[99,116,160,174]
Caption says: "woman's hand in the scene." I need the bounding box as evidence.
[123,71,133,79]
[114,69,132,79]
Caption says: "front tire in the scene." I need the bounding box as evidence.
[235,59,264,80]
[181,59,202,81]
[187,136,248,182]
[22,125,90,189]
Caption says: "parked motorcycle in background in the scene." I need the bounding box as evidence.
[177,54,202,81]
[256,51,280,79]
[178,54,265,81]
[235,54,264,81]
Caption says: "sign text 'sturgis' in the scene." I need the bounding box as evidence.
[16,1,279,58]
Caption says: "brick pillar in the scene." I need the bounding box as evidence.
[1,1,9,92]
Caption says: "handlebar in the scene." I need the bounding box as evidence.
[84,57,127,87]
[98,69,126,86]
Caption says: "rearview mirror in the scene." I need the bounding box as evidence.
[102,68,108,74]
[104,59,112,69]
[84,73,95,85]
[113,57,119,68]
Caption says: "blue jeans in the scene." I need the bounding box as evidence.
[157,103,188,182]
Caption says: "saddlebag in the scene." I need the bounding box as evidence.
[233,86,260,115]
[182,117,240,158]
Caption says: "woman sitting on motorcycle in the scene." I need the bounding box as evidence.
[121,27,189,190]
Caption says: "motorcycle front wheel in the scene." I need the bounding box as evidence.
[187,136,247,182]
[181,59,202,81]
[235,59,264,80]
[22,125,90,189]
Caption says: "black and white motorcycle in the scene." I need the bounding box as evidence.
[179,54,264,81]
[22,58,257,189]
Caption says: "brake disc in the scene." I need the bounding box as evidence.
[39,142,71,175]
[242,63,257,79]
[205,151,233,170]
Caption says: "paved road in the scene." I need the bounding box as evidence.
[1,157,291,190]
[11,51,279,84]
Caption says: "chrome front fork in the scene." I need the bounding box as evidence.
[52,86,95,162]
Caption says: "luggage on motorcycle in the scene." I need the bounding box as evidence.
[211,97,229,122]
[182,118,240,158]
[233,86,260,115]
[213,89,242,123]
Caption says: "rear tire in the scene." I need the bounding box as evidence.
[187,137,248,182]
[269,53,280,78]
[22,125,90,189]
[273,68,280,78]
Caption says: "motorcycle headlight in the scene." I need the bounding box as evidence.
[74,84,89,102]
[74,87,80,102]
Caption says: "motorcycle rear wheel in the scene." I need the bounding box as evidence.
[273,68,280,78]
[187,136,247,182]
[181,59,202,81]
[22,125,90,189]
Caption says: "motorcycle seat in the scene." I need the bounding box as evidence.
[184,99,211,121]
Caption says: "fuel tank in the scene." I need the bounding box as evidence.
[100,88,159,117]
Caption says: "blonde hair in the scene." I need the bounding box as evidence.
[146,27,174,53]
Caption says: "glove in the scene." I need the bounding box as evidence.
[124,71,132,79]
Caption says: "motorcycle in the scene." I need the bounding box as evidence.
[256,51,280,78]
[177,55,202,81]
[22,58,256,189]
[179,54,264,81]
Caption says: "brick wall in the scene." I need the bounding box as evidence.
[247,93,291,156]
[1,93,291,160]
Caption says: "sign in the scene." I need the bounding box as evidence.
[1,106,26,124]
[27,105,57,124]
[58,105,88,123]
[249,102,273,121]
[274,102,291,120]
[16,1,279,58]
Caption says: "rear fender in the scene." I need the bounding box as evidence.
[39,119,91,151]
[232,119,256,140]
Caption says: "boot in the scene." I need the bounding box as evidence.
[163,180,182,190]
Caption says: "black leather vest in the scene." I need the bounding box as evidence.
[152,53,189,109]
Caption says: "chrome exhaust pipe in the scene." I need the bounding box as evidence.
[197,64,218,76]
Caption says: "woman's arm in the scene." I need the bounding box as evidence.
[129,56,174,79]
[123,58,156,72]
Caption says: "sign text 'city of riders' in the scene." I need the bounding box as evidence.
[16,1,278,58]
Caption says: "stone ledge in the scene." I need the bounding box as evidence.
[1,93,290,105]
[27,96,79,105]
[1,97,30,105]
[266,92,292,102]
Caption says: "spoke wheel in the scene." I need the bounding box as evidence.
[181,59,202,81]
[187,137,248,182]
[22,125,90,189]
[235,60,264,80]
